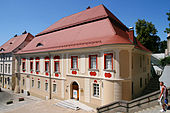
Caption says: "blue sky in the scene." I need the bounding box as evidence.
[0,0,169,46]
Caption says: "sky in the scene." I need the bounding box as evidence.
[0,0,169,46]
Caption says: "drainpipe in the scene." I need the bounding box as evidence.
[2,53,5,88]
[48,52,52,99]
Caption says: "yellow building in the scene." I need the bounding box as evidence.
[15,5,151,108]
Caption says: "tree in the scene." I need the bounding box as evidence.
[164,11,170,33]
[159,40,167,53]
[160,56,170,67]
[135,19,160,53]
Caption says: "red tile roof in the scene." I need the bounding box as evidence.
[0,33,34,54]
[17,5,150,54]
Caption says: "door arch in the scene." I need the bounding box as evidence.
[70,81,79,100]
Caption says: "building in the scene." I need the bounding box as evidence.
[0,32,34,91]
[165,33,170,56]
[15,5,151,108]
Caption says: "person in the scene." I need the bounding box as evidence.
[159,81,168,112]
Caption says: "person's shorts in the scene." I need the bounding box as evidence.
[160,97,168,105]
[165,99,168,104]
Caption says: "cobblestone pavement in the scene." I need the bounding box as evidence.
[0,89,95,113]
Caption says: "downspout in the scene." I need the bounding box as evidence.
[2,53,4,88]
[48,52,52,99]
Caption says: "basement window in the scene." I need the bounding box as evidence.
[36,43,43,47]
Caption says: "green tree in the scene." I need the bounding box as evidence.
[159,40,167,53]
[164,11,170,33]
[160,56,170,67]
[135,19,160,53]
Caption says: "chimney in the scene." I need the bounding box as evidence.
[22,30,27,34]
[86,6,90,9]
[128,27,137,45]
[14,34,17,37]
[167,33,170,39]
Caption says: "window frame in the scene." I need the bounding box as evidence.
[89,55,98,69]
[71,56,78,69]
[30,58,33,73]
[8,64,10,73]
[45,82,48,91]
[5,64,7,73]
[22,58,26,72]
[35,57,40,74]
[38,80,41,89]
[45,56,50,75]
[32,79,34,87]
[93,83,100,97]
[53,84,57,93]
[104,53,113,70]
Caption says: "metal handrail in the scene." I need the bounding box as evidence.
[97,88,170,113]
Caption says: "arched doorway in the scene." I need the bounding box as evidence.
[70,81,79,100]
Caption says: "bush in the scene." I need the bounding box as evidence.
[160,56,170,67]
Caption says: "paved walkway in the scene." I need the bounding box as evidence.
[135,105,170,113]
[0,89,95,113]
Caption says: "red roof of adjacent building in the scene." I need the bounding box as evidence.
[17,5,151,54]
[0,33,34,54]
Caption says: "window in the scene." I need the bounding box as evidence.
[89,55,97,69]
[93,83,99,97]
[36,57,40,74]
[8,64,10,73]
[104,53,113,70]
[54,61,59,72]
[0,64,2,72]
[36,43,43,47]
[32,79,34,87]
[45,83,48,91]
[30,58,33,73]
[23,78,25,86]
[38,81,41,89]
[5,64,7,73]
[45,56,50,75]
[53,84,56,92]
[22,58,26,72]
[45,62,49,72]
[7,77,10,85]
[140,78,142,88]
[71,56,78,69]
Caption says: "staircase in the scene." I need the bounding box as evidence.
[56,99,95,112]
[141,76,160,96]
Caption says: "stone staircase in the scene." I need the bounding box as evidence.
[141,76,160,96]
[56,99,95,112]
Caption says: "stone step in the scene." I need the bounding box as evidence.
[56,99,95,112]
[56,100,80,110]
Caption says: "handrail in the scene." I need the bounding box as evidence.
[97,87,170,113]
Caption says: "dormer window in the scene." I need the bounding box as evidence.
[10,42,13,44]
[36,43,43,47]
[0,48,5,52]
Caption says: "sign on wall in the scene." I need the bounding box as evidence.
[73,90,77,99]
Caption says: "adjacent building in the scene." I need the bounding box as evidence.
[15,5,151,108]
[0,32,34,91]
